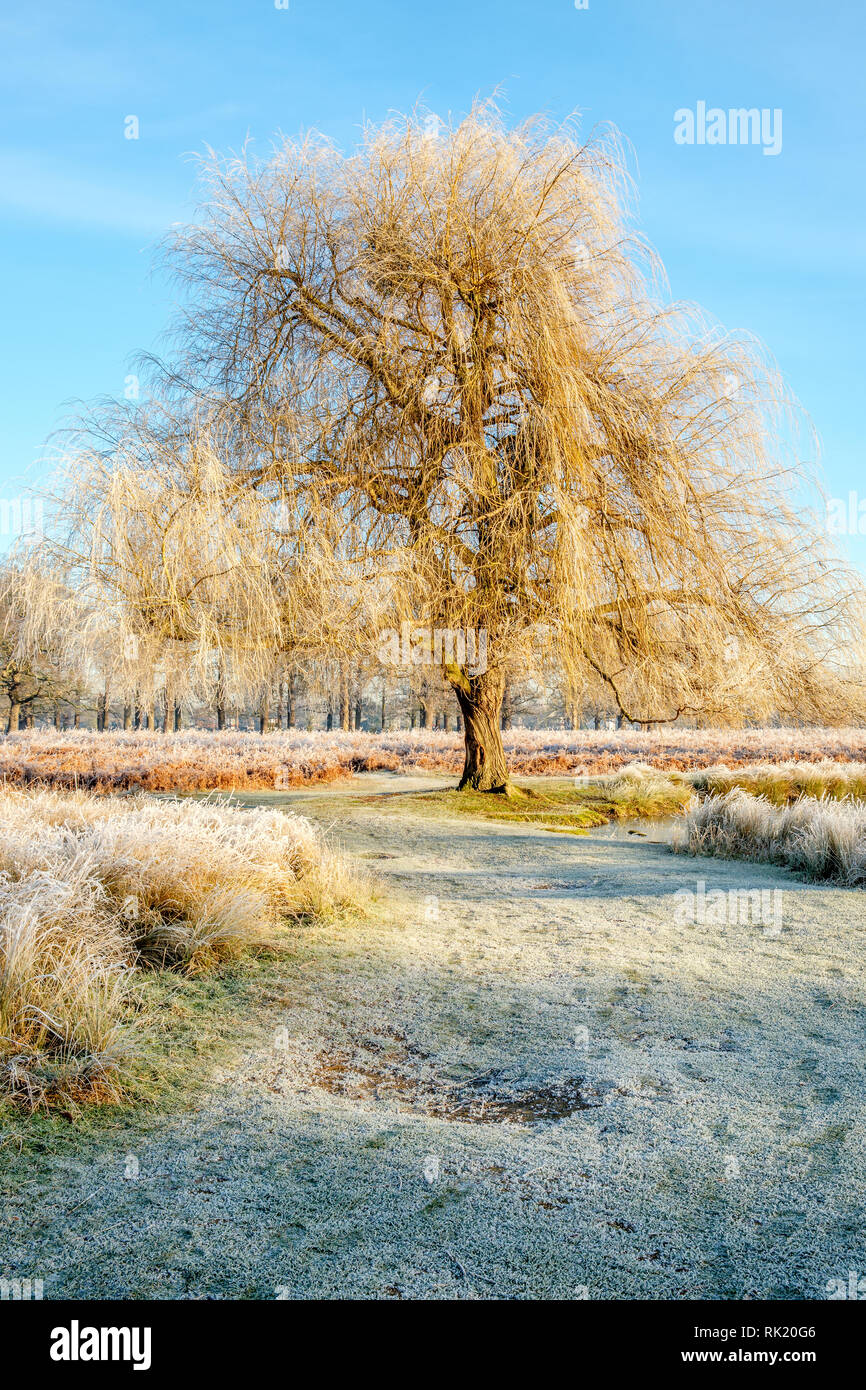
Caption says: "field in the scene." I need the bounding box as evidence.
[2,769,865,1300]
[4,726,866,792]
[3,730,866,1299]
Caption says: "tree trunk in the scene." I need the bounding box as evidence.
[123,703,131,730]
[215,664,226,729]
[448,667,509,791]
[286,674,296,728]
[339,668,350,731]
[174,702,182,731]
[501,680,512,730]
[7,701,21,733]
[380,682,386,732]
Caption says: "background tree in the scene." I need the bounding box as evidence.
[0,565,80,732]
[48,391,388,739]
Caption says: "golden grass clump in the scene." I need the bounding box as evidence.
[0,788,364,1109]
[687,760,866,805]
[588,762,694,818]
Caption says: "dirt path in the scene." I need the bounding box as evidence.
[3,774,865,1300]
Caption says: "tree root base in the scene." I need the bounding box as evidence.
[456,780,522,797]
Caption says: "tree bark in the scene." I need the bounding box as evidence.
[447,666,509,791]
[500,680,512,730]
[339,668,350,731]
[215,664,226,729]
[7,701,21,733]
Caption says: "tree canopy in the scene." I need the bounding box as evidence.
[45,104,866,784]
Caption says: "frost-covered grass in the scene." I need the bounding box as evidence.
[0,788,367,1110]
[688,760,866,805]
[6,783,863,1299]
[588,763,696,818]
[678,788,866,887]
[3,726,866,791]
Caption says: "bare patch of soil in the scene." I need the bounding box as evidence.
[306,1033,597,1124]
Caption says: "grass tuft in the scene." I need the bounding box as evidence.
[687,760,866,805]
[0,788,369,1110]
[677,788,866,886]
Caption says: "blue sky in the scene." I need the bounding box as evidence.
[1,0,864,565]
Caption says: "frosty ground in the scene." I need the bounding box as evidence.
[2,773,863,1300]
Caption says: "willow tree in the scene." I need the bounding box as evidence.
[0,564,79,731]
[49,398,377,727]
[164,105,864,789]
